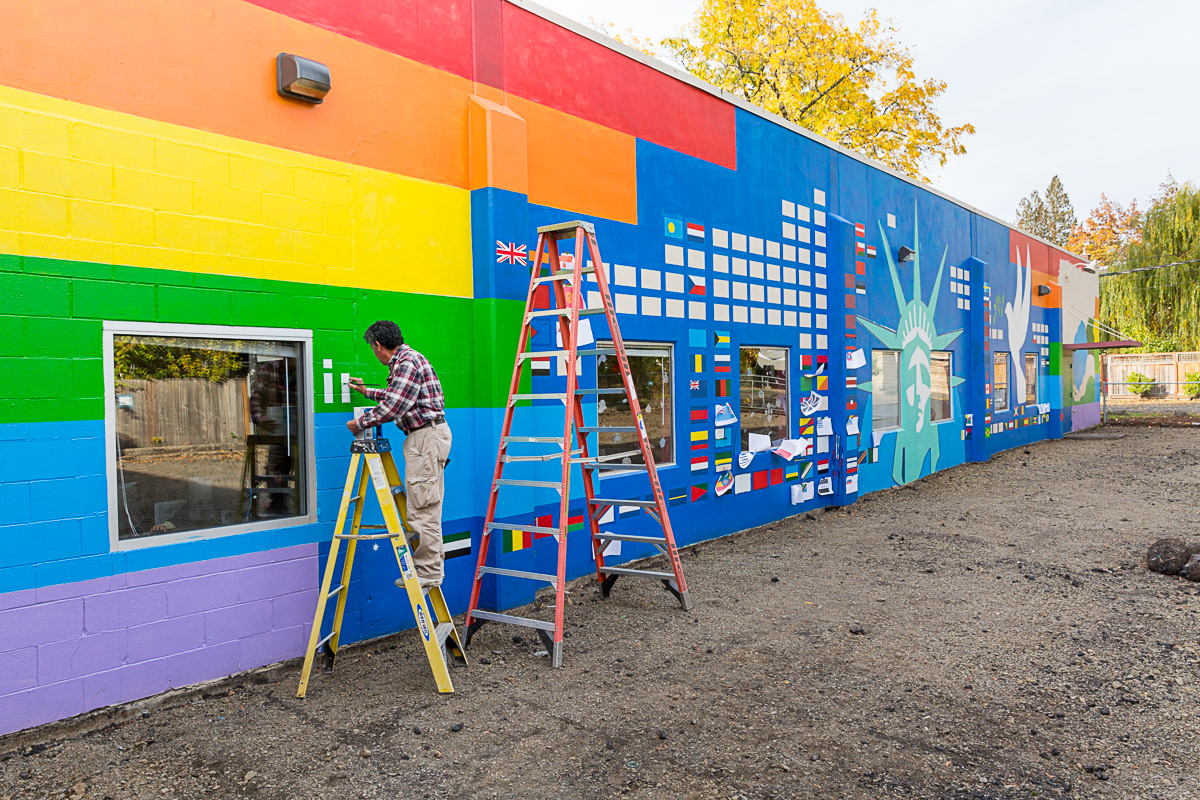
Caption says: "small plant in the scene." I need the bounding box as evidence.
[1126,371,1155,399]
[1185,370,1200,400]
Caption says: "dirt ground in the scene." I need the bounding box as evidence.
[3,426,1199,800]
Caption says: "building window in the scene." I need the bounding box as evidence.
[1025,353,1038,404]
[930,351,953,423]
[739,346,789,449]
[105,322,314,548]
[871,349,901,430]
[596,341,673,467]
[993,351,1010,412]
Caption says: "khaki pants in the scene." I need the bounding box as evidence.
[403,421,452,585]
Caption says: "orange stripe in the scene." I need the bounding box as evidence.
[3,0,471,188]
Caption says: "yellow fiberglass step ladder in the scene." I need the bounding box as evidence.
[464,220,692,668]
[297,432,466,697]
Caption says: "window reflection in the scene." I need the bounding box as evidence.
[112,335,308,540]
[740,346,789,449]
[596,342,674,467]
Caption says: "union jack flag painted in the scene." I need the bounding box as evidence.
[495,241,528,265]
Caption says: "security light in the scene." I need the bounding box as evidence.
[276,53,331,104]
[897,246,915,263]
[1036,285,1052,296]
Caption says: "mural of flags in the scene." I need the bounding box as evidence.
[619,505,641,519]
[846,375,858,389]
[798,418,814,435]
[854,222,866,238]
[801,461,813,478]
[715,449,732,471]
[855,241,866,256]
[693,354,704,372]
[690,430,709,450]
[495,241,528,265]
[847,456,859,474]
[714,354,731,373]
[785,467,799,482]
[445,530,471,559]
[752,470,769,490]
[690,455,709,472]
[714,331,730,347]
[690,406,708,422]
[816,375,828,391]
[503,529,532,553]
[687,275,706,295]
[690,379,707,398]
[531,358,550,377]
[669,487,689,506]
[866,245,877,258]
[686,222,705,241]
[715,425,731,446]
[817,458,829,474]
[856,281,867,295]
[715,379,730,397]
[769,468,784,486]
[664,217,684,239]
[690,482,708,502]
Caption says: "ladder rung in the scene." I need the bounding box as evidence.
[532,267,596,284]
[478,566,558,583]
[495,478,563,489]
[518,347,615,361]
[324,584,346,600]
[573,449,639,463]
[577,426,636,433]
[575,388,628,396]
[503,436,566,444]
[435,622,455,646]
[525,307,607,319]
[596,532,668,544]
[334,531,398,540]
[510,393,568,402]
[537,219,596,236]
[504,449,582,463]
[598,566,675,580]
[488,522,560,535]
[587,498,658,507]
[359,524,387,529]
[581,460,648,471]
[314,630,336,651]
[468,608,556,632]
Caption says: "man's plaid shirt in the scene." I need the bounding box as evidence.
[357,345,446,433]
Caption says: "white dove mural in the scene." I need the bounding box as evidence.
[1006,246,1033,400]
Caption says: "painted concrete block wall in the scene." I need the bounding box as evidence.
[0,0,1100,735]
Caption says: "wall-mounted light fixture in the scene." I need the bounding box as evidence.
[1036,285,1053,296]
[276,53,331,104]
[897,246,915,263]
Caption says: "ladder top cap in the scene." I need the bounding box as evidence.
[537,220,596,237]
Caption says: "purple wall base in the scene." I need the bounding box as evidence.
[1069,402,1102,431]
[0,544,317,736]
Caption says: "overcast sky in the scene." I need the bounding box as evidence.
[534,0,1198,226]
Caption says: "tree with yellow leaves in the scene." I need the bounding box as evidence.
[660,0,974,180]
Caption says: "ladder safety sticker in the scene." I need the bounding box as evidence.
[636,412,647,439]
[367,457,388,491]
[398,550,415,579]
[416,604,431,641]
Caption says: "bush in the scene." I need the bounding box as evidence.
[1126,371,1155,398]
[1185,370,1200,400]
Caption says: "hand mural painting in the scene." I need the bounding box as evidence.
[1006,247,1033,400]
[1057,257,1099,404]
[857,212,964,485]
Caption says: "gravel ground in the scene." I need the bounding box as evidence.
[3,427,1199,800]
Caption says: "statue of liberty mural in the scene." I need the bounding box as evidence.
[857,212,963,485]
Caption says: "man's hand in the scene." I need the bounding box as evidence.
[346,418,362,435]
[347,376,368,395]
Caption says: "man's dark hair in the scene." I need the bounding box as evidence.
[364,320,404,349]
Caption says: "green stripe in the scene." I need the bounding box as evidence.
[0,254,524,423]
[444,530,470,544]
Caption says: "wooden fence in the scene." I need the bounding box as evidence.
[115,378,250,448]
[1103,352,1200,399]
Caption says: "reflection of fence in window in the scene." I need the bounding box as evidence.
[740,346,788,448]
[596,343,673,467]
[111,333,308,541]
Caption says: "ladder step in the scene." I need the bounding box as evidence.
[469,608,556,632]
[587,497,658,507]
[334,531,399,540]
[532,267,596,284]
[525,307,607,319]
[575,387,628,395]
[487,522,560,535]
[598,565,676,580]
[478,566,558,583]
[314,630,336,651]
[324,583,346,601]
[519,347,613,360]
[537,219,596,236]
[435,622,455,646]
[510,392,568,402]
[581,460,649,471]
[595,532,669,544]
[573,449,640,464]
[495,478,563,489]
[503,449,582,463]
[502,435,566,444]
[577,426,636,433]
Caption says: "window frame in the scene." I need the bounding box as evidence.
[103,320,317,551]
[871,349,903,432]
[738,344,791,450]
[929,350,954,425]
[1025,352,1039,405]
[595,339,675,475]
[993,351,1010,413]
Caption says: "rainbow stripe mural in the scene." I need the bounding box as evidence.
[0,0,1099,735]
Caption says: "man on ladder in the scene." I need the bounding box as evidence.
[347,320,452,592]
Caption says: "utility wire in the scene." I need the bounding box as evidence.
[1098,257,1200,278]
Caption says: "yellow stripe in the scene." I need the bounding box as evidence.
[690,430,708,442]
[0,85,471,298]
